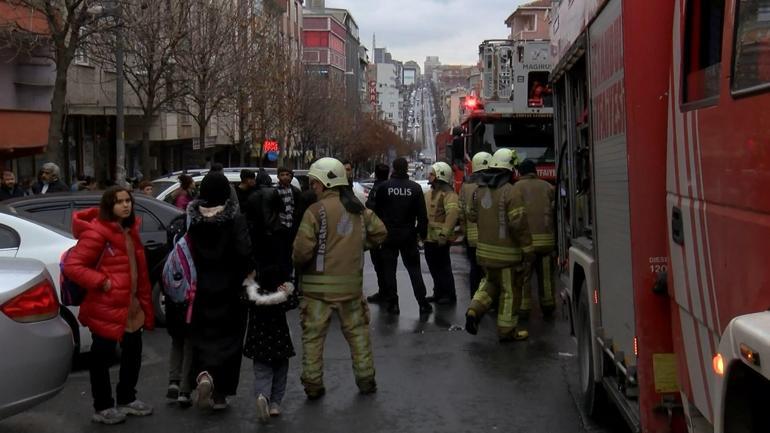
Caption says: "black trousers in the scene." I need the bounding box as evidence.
[380,241,428,304]
[370,248,386,296]
[466,245,483,297]
[89,330,143,411]
[424,242,456,300]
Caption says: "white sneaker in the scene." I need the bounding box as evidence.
[92,408,127,425]
[196,371,213,409]
[117,399,153,416]
[256,394,270,422]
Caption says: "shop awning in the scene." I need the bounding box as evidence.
[0,110,49,156]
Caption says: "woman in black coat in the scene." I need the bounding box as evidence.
[186,172,253,410]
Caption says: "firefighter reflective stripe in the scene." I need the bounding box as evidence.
[301,274,364,293]
[477,243,522,261]
[428,223,453,238]
[315,206,328,272]
[522,244,535,254]
[298,222,315,238]
[466,223,479,244]
[497,269,515,328]
[445,202,459,211]
[507,206,525,220]
[532,233,555,248]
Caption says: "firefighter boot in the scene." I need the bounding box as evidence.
[465,310,480,335]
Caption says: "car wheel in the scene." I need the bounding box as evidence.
[577,281,606,416]
[152,281,167,327]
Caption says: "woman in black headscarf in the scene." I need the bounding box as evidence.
[186,172,253,411]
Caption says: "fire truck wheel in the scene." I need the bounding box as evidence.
[577,281,606,417]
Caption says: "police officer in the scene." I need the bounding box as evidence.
[465,148,534,342]
[370,157,432,315]
[424,161,460,305]
[293,157,388,399]
[459,152,492,297]
[514,159,556,318]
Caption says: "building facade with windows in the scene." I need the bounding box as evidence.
[505,0,550,41]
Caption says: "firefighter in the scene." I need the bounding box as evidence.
[459,152,492,297]
[292,157,388,399]
[465,148,534,342]
[424,161,460,305]
[514,159,556,318]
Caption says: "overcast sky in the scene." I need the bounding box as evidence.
[326,0,532,67]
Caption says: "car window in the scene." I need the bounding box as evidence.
[0,224,20,249]
[22,205,70,229]
[152,181,176,198]
[135,206,163,231]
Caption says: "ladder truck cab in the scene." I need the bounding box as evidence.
[552,0,770,432]
[450,39,556,182]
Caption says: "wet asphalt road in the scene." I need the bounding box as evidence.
[2,248,628,433]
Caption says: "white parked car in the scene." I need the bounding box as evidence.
[0,210,89,354]
[0,257,73,420]
[152,168,301,202]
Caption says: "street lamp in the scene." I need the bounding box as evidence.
[88,1,126,187]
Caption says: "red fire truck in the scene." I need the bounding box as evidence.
[553,0,770,432]
[451,39,556,182]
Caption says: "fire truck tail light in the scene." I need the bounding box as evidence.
[740,343,761,367]
[713,353,725,376]
[593,289,599,305]
[634,336,638,357]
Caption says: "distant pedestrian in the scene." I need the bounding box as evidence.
[364,163,391,305]
[236,169,256,211]
[293,157,387,399]
[63,186,155,425]
[173,174,194,210]
[369,158,432,315]
[243,269,299,422]
[33,162,69,194]
[0,170,25,201]
[186,172,253,411]
[138,181,153,196]
[343,160,354,185]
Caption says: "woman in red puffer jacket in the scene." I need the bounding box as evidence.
[63,186,155,425]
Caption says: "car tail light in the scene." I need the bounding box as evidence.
[1,279,60,323]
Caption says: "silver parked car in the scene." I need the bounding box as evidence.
[0,258,73,420]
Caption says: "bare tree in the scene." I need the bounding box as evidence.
[92,0,188,179]
[174,0,240,153]
[1,0,113,169]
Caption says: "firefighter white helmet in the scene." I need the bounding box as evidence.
[471,152,493,173]
[430,161,453,184]
[308,157,348,189]
[490,148,519,171]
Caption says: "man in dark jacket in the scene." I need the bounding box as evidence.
[236,169,256,211]
[33,162,69,194]
[245,170,282,277]
[370,158,432,315]
[365,163,391,305]
[274,167,304,282]
[0,171,25,201]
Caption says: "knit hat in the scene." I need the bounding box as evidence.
[199,172,231,207]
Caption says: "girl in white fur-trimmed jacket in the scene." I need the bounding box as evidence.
[242,270,299,422]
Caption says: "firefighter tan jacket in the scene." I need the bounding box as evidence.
[458,181,480,247]
[293,189,388,302]
[470,177,533,269]
[512,174,555,253]
[424,183,459,245]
